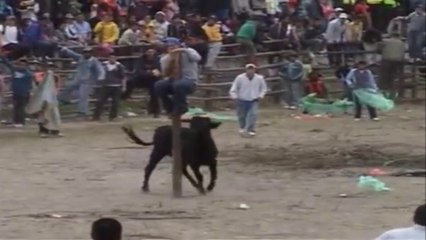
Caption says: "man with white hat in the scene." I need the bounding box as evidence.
[324,12,349,66]
[229,63,267,137]
[151,11,170,41]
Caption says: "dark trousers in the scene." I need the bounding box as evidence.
[326,43,344,66]
[3,43,30,60]
[13,94,29,124]
[354,95,377,119]
[122,74,160,115]
[379,60,403,93]
[155,79,195,115]
[93,86,121,120]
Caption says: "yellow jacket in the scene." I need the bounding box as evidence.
[94,21,119,44]
[202,24,222,42]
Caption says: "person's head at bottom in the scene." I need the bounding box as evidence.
[91,218,122,240]
[413,203,425,227]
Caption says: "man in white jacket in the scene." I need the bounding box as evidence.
[375,203,425,240]
[229,64,267,137]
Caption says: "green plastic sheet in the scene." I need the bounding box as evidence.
[182,107,237,123]
[300,94,353,114]
[352,89,394,112]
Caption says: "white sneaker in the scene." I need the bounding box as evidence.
[248,131,256,137]
[13,124,24,128]
[372,117,380,121]
[354,118,361,122]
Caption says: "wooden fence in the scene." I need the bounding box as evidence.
[1,40,425,114]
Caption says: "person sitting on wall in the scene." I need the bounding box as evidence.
[155,37,201,117]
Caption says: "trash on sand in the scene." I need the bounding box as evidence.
[368,168,388,176]
[49,214,63,218]
[237,203,250,210]
[357,175,391,192]
[123,112,138,117]
[339,193,348,198]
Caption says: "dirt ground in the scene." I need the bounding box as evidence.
[0,104,425,240]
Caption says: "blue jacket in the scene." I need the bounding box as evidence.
[279,61,304,81]
[345,68,378,90]
[11,68,33,96]
[59,47,106,84]
[22,21,42,45]
[0,57,32,96]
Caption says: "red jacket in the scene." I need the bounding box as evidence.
[305,77,327,98]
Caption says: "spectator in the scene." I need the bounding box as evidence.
[59,47,106,117]
[0,16,28,60]
[335,63,352,100]
[202,15,223,69]
[184,13,209,66]
[155,37,201,116]
[64,14,79,42]
[344,14,364,60]
[74,13,92,43]
[305,71,328,98]
[18,0,39,21]
[229,63,267,137]
[324,13,348,66]
[167,15,187,40]
[151,11,170,41]
[378,32,405,94]
[93,52,126,121]
[406,4,425,61]
[0,0,13,19]
[123,48,161,117]
[362,27,382,65]
[21,16,57,58]
[117,11,129,34]
[353,0,372,28]
[118,22,140,45]
[345,60,379,121]
[91,218,122,240]
[375,203,425,240]
[387,8,406,37]
[40,13,57,42]
[236,17,258,64]
[129,0,151,20]
[94,14,119,44]
[278,53,304,109]
[163,0,179,22]
[10,59,33,128]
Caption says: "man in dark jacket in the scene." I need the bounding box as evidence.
[122,48,161,117]
[10,59,33,127]
[93,53,126,121]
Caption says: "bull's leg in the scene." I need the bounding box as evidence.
[182,165,199,189]
[190,164,205,194]
[207,161,217,192]
[142,148,165,192]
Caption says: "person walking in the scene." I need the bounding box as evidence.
[93,52,126,121]
[278,53,304,109]
[59,46,105,117]
[229,64,267,137]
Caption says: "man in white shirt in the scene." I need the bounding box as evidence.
[324,13,348,66]
[0,16,29,60]
[229,64,267,137]
[375,203,425,240]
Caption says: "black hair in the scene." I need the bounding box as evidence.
[91,218,122,240]
[413,204,425,226]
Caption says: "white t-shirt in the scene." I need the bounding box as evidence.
[375,225,425,240]
[0,25,19,46]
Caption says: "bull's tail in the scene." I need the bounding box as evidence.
[121,125,154,146]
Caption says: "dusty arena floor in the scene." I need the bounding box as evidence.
[0,105,425,240]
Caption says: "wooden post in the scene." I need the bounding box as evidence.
[171,115,183,197]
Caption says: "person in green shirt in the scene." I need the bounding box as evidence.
[236,18,258,64]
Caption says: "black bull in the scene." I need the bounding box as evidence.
[122,117,221,194]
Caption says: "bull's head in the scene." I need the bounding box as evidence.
[186,116,222,131]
